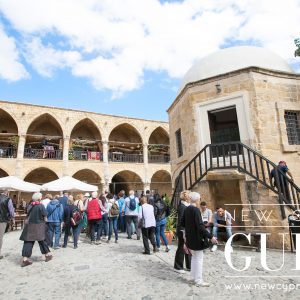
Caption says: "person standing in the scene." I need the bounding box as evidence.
[154,194,170,252]
[174,190,191,274]
[124,190,140,240]
[62,195,81,249]
[139,196,157,255]
[107,193,119,243]
[86,192,102,244]
[181,192,217,287]
[46,196,64,249]
[59,191,69,211]
[0,190,15,259]
[20,192,52,267]
[99,194,109,240]
[117,191,126,233]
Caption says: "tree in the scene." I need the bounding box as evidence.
[295,38,300,57]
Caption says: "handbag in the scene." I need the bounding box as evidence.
[138,207,145,228]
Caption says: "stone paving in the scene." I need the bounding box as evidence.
[0,230,299,300]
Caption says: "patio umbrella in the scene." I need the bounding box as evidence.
[41,176,98,192]
[0,176,41,192]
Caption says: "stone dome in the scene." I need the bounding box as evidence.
[179,46,294,93]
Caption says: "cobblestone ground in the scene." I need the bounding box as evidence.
[0,230,299,300]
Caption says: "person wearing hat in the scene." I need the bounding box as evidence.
[0,190,15,260]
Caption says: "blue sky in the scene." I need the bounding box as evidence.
[0,0,299,121]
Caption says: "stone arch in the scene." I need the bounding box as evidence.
[25,113,64,159]
[148,126,169,145]
[24,167,59,185]
[70,118,102,154]
[108,123,143,162]
[110,170,143,196]
[72,169,102,191]
[148,126,170,163]
[0,108,19,157]
[150,170,172,197]
[0,168,9,178]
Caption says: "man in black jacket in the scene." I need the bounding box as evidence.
[181,191,217,287]
[174,190,191,274]
[0,190,15,259]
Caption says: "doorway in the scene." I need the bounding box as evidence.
[208,106,240,144]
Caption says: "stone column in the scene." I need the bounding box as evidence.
[102,141,109,163]
[143,143,150,193]
[15,134,26,177]
[62,137,70,176]
[143,143,148,164]
[102,141,110,192]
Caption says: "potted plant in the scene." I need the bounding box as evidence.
[164,208,177,244]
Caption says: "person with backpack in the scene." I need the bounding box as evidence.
[117,191,126,233]
[154,193,170,252]
[124,190,140,240]
[46,195,64,249]
[87,192,102,245]
[62,195,82,249]
[107,193,119,243]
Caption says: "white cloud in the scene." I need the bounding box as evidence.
[0,0,299,95]
[0,24,29,81]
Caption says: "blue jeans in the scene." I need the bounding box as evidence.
[48,222,61,247]
[118,214,126,232]
[155,218,168,248]
[108,217,118,241]
[212,226,232,239]
[101,213,108,237]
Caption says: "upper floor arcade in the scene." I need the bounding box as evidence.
[0,101,170,164]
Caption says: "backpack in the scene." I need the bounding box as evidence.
[71,206,82,226]
[110,202,119,216]
[129,196,136,211]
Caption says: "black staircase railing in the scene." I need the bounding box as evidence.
[171,142,300,219]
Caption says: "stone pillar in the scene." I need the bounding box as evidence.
[62,137,70,176]
[102,141,109,163]
[102,141,110,192]
[143,143,150,193]
[15,134,26,177]
[143,143,148,164]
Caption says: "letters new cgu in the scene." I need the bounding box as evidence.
[225,233,300,271]
[229,209,274,222]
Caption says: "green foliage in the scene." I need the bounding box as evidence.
[165,208,177,236]
[295,38,300,57]
[8,136,19,149]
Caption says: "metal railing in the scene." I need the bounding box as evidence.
[171,142,300,219]
[0,147,17,158]
[149,154,170,163]
[24,148,63,160]
[69,150,103,161]
[109,152,143,163]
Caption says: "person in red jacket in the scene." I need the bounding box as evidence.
[86,191,102,245]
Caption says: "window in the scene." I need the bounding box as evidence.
[175,129,183,157]
[284,111,300,145]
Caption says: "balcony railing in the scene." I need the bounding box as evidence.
[109,152,143,163]
[149,154,170,163]
[24,148,62,160]
[0,147,17,158]
[69,150,103,161]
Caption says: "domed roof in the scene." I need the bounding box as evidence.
[179,46,294,93]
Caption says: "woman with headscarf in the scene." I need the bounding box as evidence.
[20,192,53,267]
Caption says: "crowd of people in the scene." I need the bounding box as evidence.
[0,187,236,287]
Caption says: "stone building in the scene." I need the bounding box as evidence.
[0,100,171,197]
[168,46,300,248]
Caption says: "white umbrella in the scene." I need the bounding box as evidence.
[41,176,98,192]
[0,176,41,192]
